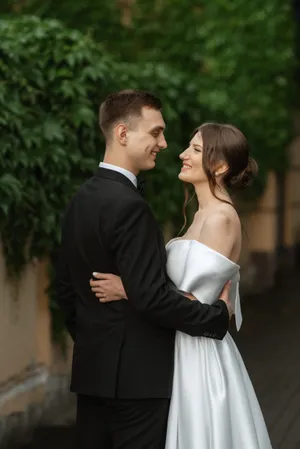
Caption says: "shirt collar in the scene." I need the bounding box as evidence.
[99,162,137,188]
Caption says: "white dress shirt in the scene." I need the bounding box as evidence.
[99,162,137,188]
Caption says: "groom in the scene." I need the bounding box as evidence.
[56,89,232,449]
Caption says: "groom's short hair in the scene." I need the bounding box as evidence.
[99,89,162,140]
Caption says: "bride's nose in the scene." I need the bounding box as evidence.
[179,150,187,160]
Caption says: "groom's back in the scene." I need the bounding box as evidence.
[60,170,175,399]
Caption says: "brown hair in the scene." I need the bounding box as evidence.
[99,89,162,140]
[195,122,258,193]
[180,122,258,233]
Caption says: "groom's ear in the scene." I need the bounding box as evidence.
[115,123,128,146]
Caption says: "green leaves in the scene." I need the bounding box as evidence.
[0,7,294,279]
[0,174,23,215]
[43,119,64,142]
[0,16,104,275]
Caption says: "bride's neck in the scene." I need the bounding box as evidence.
[194,181,231,211]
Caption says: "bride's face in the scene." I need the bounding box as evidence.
[178,133,207,184]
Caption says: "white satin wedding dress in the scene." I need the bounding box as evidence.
[165,239,272,449]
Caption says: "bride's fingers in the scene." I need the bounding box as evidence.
[92,272,112,281]
[90,279,111,290]
[90,279,104,287]
[91,286,105,293]
[97,294,111,302]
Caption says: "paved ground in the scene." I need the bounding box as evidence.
[19,270,300,449]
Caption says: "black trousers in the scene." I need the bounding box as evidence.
[76,394,170,449]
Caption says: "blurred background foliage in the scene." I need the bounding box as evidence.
[0,0,296,341]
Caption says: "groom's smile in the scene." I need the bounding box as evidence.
[150,150,160,158]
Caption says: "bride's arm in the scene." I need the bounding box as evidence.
[90,273,198,303]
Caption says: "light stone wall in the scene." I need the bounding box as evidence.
[0,249,73,448]
[285,136,300,250]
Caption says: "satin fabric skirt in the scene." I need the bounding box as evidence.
[165,331,273,449]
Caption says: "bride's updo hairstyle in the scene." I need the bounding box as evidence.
[195,122,258,193]
[180,123,258,233]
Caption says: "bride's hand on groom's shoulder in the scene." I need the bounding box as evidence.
[90,272,127,303]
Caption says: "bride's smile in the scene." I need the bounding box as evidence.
[178,133,205,183]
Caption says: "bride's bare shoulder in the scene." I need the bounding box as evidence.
[206,203,240,225]
[198,204,241,260]
[200,204,241,242]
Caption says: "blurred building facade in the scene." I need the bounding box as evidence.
[241,128,300,293]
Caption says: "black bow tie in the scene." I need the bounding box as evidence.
[137,178,146,196]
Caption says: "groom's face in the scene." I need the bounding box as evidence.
[125,106,167,172]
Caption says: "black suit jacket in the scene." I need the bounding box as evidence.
[56,168,229,399]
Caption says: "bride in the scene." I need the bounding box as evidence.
[90,122,273,449]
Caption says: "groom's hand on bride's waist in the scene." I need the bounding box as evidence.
[219,281,233,319]
[182,286,233,319]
